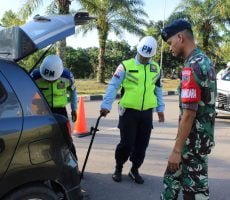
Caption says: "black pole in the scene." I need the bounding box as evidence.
[80,115,102,181]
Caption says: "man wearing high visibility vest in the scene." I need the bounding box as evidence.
[100,36,165,184]
[31,55,77,120]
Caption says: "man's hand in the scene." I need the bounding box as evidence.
[71,110,77,122]
[167,150,181,172]
[158,112,165,122]
[100,108,110,117]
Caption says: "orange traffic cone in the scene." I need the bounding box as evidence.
[73,96,91,137]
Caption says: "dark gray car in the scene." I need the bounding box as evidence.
[0,12,93,200]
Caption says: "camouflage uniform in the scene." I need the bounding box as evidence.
[161,48,216,200]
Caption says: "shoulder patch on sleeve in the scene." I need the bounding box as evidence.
[181,67,201,103]
[113,64,125,79]
[61,68,75,90]
[61,68,73,79]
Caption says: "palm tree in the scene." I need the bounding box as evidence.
[19,0,72,19]
[0,10,25,27]
[19,0,72,64]
[77,0,147,83]
[175,0,230,57]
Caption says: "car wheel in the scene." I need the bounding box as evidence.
[4,184,59,200]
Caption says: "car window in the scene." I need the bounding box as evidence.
[222,71,230,81]
[31,91,51,115]
[0,75,22,119]
[0,61,51,117]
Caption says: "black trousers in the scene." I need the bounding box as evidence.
[116,108,153,169]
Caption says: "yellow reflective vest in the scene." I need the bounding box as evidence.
[119,58,160,111]
[35,78,70,108]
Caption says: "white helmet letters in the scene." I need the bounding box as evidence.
[137,36,157,58]
[40,55,64,81]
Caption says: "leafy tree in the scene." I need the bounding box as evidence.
[67,40,135,80]
[144,20,163,39]
[0,10,25,27]
[66,47,93,78]
[104,40,135,79]
[87,47,99,78]
[175,0,230,58]
[19,50,46,71]
[19,47,56,72]
[19,0,72,19]
[76,0,148,83]
[158,0,230,73]
[219,42,230,63]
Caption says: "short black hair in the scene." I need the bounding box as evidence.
[183,29,194,39]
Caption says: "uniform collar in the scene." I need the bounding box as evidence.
[135,54,152,65]
[185,48,201,63]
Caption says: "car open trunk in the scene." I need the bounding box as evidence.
[0,12,95,62]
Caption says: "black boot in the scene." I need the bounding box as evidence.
[112,165,122,182]
[128,167,144,184]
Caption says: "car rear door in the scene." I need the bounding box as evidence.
[0,72,23,179]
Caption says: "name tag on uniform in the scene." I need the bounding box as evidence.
[128,70,138,73]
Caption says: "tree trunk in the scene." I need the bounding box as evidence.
[56,40,67,65]
[203,34,210,55]
[202,29,210,54]
[202,20,212,54]
[56,0,71,66]
[97,30,107,83]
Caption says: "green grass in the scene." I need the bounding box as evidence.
[76,79,108,95]
[76,79,179,95]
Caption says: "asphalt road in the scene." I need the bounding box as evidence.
[70,95,230,200]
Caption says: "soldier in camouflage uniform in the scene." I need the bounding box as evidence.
[160,19,216,200]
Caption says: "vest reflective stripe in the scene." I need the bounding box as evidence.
[126,72,139,85]
[36,78,70,108]
[120,58,160,111]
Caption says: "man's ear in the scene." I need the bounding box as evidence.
[177,33,184,43]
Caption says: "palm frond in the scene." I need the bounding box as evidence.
[46,1,58,14]
[75,21,97,35]
[19,0,44,20]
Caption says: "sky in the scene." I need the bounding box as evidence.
[0,0,181,48]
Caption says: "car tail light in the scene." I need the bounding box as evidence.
[66,120,72,136]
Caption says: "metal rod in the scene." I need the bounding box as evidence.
[80,115,102,181]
